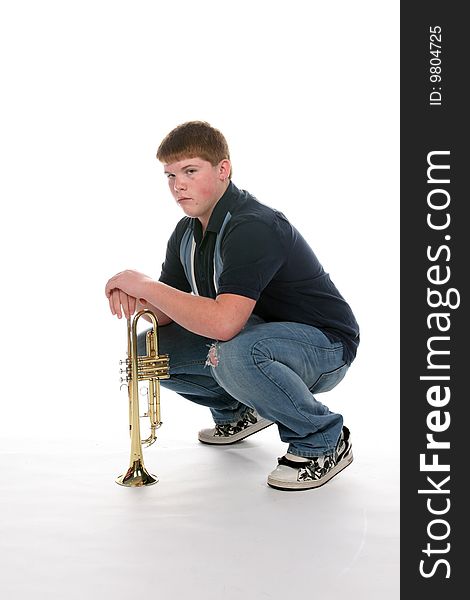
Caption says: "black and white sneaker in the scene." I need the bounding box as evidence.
[198,409,273,445]
[267,426,353,490]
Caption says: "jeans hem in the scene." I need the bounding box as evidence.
[287,446,334,459]
[212,406,252,425]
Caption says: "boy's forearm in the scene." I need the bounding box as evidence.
[141,281,240,340]
[105,269,251,338]
[136,299,173,326]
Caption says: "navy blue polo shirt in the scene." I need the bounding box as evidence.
[159,181,360,364]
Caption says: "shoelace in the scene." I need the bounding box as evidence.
[214,412,256,436]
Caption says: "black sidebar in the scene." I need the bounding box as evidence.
[401,3,467,597]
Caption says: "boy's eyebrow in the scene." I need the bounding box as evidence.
[164,162,199,174]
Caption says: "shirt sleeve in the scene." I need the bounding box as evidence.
[158,226,192,292]
[217,219,286,300]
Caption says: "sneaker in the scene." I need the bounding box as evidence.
[198,408,273,445]
[267,426,353,490]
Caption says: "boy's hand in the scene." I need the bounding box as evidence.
[105,270,153,319]
[108,289,137,320]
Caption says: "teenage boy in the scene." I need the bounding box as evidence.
[105,121,360,490]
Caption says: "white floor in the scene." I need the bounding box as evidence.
[0,401,399,600]
[1,3,400,593]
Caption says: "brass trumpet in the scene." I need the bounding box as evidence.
[116,309,170,487]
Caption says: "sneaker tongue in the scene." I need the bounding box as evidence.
[278,455,311,468]
[285,452,310,463]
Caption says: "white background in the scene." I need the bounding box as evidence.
[0,2,399,598]
[0,0,399,444]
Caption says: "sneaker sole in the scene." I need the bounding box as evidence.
[267,452,353,491]
[198,418,274,445]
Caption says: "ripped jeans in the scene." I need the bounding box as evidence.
[138,315,349,458]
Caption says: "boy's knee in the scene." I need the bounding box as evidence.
[205,340,239,384]
[205,341,220,368]
[205,335,244,367]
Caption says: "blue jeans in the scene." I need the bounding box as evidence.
[138,315,349,458]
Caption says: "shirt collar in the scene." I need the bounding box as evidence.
[191,180,240,235]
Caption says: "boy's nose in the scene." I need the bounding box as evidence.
[174,177,187,191]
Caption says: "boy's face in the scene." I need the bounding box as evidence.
[163,157,230,227]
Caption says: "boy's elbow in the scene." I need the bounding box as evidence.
[214,321,243,342]
[211,294,255,341]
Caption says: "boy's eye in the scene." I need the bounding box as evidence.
[186,169,196,175]
[166,173,175,179]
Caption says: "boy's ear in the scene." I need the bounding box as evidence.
[218,158,231,181]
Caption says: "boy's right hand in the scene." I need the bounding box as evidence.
[108,289,137,320]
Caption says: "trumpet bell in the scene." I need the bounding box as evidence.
[116,459,158,487]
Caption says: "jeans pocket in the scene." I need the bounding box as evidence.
[309,363,349,394]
